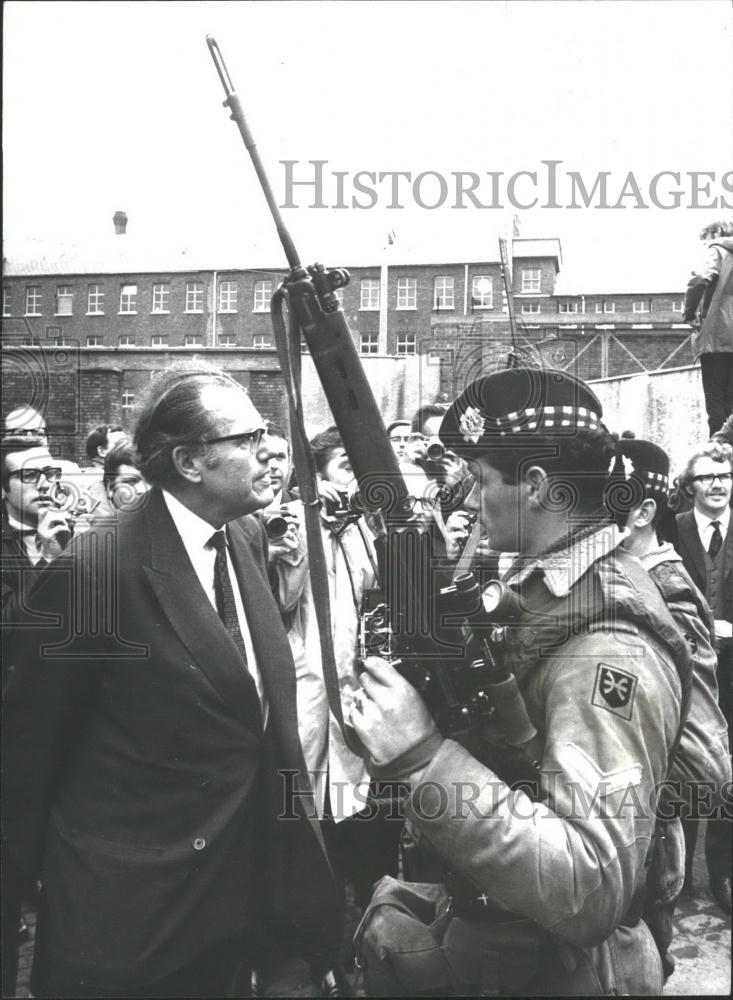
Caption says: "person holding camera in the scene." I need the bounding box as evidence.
[1,437,75,629]
[270,426,401,996]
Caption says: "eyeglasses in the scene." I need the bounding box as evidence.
[389,434,411,444]
[3,427,48,439]
[9,466,62,485]
[691,472,732,486]
[202,429,265,452]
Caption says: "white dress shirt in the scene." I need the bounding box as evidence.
[162,491,268,718]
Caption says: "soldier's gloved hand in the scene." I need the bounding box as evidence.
[350,656,441,777]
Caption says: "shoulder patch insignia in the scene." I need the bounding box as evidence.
[592,663,637,721]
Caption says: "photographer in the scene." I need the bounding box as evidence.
[352,369,692,996]
[1,437,75,628]
[270,427,401,996]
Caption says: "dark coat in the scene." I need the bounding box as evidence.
[2,489,338,991]
[675,509,733,623]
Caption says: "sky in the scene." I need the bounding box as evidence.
[3,0,732,292]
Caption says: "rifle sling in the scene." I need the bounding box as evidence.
[271,286,366,759]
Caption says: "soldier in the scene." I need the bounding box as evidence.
[611,437,730,974]
[352,368,692,995]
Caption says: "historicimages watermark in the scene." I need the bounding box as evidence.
[280,159,733,211]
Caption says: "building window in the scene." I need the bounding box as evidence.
[603,302,616,313]
[55,286,73,316]
[2,287,10,316]
[219,334,237,347]
[672,300,683,313]
[521,269,541,293]
[632,300,649,313]
[433,276,455,311]
[119,335,136,347]
[253,334,272,349]
[396,332,416,355]
[360,332,379,355]
[219,281,238,313]
[253,280,273,312]
[185,282,204,313]
[559,301,578,313]
[151,335,167,347]
[119,284,137,314]
[122,391,135,411]
[360,279,380,310]
[86,336,102,347]
[521,302,540,314]
[184,334,202,347]
[471,276,493,309]
[152,282,170,313]
[25,286,42,316]
[396,277,417,310]
[87,284,104,314]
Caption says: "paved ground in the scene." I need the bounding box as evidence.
[14,825,729,997]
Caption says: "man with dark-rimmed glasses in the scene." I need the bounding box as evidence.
[3,361,338,998]
[1,438,74,626]
[676,440,733,915]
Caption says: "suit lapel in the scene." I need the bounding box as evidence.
[678,511,707,588]
[142,491,263,733]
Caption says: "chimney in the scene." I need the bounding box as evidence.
[113,211,128,235]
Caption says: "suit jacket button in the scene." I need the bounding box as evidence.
[193,837,206,851]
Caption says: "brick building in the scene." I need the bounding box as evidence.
[2,221,693,461]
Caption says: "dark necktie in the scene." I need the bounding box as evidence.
[708,520,723,560]
[208,530,249,670]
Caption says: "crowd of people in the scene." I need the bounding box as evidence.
[0,220,731,999]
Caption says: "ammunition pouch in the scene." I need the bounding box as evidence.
[354,875,664,997]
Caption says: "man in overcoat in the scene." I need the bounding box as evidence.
[2,362,338,997]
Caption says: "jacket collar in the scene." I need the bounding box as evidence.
[504,522,626,597]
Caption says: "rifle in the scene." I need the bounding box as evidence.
[206,37,541,771]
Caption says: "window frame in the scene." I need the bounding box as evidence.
[360,279,380,311]
[185,282,204,314]
[25,286,42,316]
[396,277,417,310]
[471,275,493,309]
[359,332,379,355]
[55,285,73,316]
[119,284,138,315]
[218,281,238,314]
[396,332,417,355]
[151,282,171,314]
[87,284,105,315]
[253,280,273,313]
[433,276,455,311]
[521,269,541,294]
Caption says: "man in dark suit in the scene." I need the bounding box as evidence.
[676,440,733,915]
[2,362,338,998]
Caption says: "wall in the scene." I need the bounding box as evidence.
[590,365,707,479]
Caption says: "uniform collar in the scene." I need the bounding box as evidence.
[504,522,626,597]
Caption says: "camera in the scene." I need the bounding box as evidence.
[264,512,289,541]
[323,490,350,519]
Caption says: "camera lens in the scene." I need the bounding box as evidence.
[265,514,289,541]
[426,441,445,461]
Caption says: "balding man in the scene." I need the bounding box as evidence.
[3,362,337,998]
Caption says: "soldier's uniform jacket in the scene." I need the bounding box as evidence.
[402,523,692,993]
[641,542,731,803]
